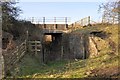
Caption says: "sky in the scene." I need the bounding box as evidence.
[16,0,108,23]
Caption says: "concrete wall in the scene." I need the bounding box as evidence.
[62,32,108,60]
[62,33,89,60]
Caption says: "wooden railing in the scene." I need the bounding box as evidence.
[75,16,91,26]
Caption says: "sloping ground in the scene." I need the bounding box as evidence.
[15,53,119,78]
[10,24,119,78]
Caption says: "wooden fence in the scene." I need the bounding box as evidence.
[28,40,41,54]
[2,40,42,77]
[3,40,27,76]
[75,16,91,26]
[69,16,98,32]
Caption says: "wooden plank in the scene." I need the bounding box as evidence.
[28,41,41,43]
[20,49,26,54]
[19,41,26,47]
[30,49,41,52]
[19,45,26,51]
[28,44,41,47]
[36,49,41,51]
[28,44,36,46]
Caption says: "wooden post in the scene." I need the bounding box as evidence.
[26,30,28,52]
[24,40,27,52]
[35,41,37,55]
[32,17,34,23]
[26,30,28,41]
[88,16,90,25]
[61,46,63,59]
[81,19,83,26]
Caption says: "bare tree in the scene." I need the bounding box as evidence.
[99,0,119,24]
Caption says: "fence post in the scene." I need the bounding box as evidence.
[35,41,37,55]
[24,40,27,52]
[81,19,82,26]
[61,46,63,59]
[32,17,34,23]
[26,30,28,52]
[88,16,90,25]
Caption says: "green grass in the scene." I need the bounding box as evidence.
[15,53,118,78]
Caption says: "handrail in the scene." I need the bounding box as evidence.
[25,17,71,24]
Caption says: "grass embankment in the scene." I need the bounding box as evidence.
[14,24,119,78]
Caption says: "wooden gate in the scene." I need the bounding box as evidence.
[28,40,42,54]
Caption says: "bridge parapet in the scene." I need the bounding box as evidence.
[25,17,70,24]
[26,17,71,33]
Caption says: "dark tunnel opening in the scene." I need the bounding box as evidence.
[42,33,63,63]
